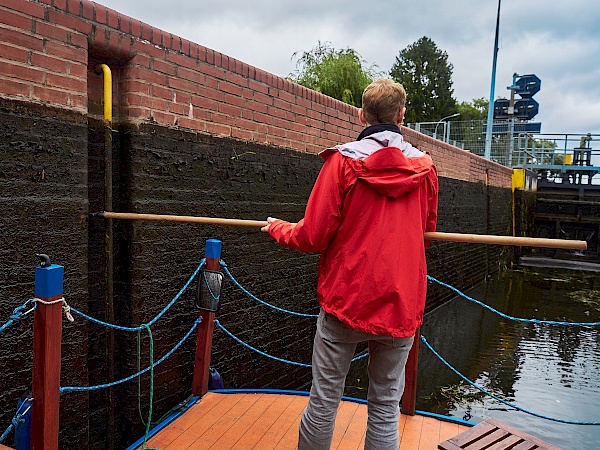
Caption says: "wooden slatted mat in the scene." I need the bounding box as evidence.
[438,418,561,450]
[141,392,469,449]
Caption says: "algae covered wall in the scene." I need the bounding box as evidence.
[0,0,512,448]
[0,100,90,447]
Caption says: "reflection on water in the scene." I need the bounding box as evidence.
[418,267,600,450]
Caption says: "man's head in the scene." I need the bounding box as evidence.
[359,79,406,127]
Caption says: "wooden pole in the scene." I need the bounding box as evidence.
[423,231,588,250]
[97,211,588,250]
[99,211,266,228]
[31,261,64,450]
[192,239,221,397]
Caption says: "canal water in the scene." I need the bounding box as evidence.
[417,265,600,450]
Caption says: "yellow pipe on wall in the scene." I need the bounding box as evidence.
[95,63,112,122]
[94,63,115,445]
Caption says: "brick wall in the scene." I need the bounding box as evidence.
[0,0,511,187]
[0,0,514,448]
[404,128,513,188]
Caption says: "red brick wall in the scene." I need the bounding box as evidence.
[404,128,513,187]
[0,0,512,183]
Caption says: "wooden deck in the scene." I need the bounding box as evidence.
[438,418,561,450]
[140,392,469,449]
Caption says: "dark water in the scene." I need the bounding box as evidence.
[417,266,600,450]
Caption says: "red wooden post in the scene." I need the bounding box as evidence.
[401,327,420,416]
[31,259,64,450]
[192,239,222,396]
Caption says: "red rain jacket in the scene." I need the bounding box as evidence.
[268,144,438,338]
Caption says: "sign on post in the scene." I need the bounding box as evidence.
[493,74,541,121]
[515,74,541,97]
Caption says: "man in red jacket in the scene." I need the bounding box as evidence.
[261,78,438,450]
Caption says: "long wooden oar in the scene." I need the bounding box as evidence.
[95,211,588,251]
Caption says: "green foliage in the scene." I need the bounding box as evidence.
[288,41,382,107]
[422,381,494,407]
[532,139,560,164]
[456,97,489,121]
[535,139,557,150]
[567,290,600,311]
[526,138,565,177]
[390,36,456,123]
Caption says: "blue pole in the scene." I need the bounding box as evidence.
[31,258,64,450]
[484,0,502,160]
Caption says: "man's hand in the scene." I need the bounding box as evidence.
[260,217,278,233]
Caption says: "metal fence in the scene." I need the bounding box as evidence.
[406,119,520,164]
[405,121,466,150]
[406,121,600,184]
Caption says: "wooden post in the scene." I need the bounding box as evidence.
[192,239,222,396]
[401,327,420,416]
[31,262,64,450]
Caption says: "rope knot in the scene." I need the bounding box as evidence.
[62,301,75,323]
[8,300,35,322]
[32,297,75,322]
[10,303,26,321]
[11,416,23,427]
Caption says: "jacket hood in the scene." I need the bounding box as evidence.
[356,146,434,198]
[332,130,423,160]
[320,131,435,199]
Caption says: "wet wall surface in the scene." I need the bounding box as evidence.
[87,121,325,448]
[427,179,513,310]
[0,100,512,448]
[0,99,90,448]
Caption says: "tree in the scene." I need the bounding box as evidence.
[289,41,382,107]
[390,37,456,123]
[456,98,488,121]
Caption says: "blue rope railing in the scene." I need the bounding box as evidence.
[428,275,600,327]
[218,261,600,426]
[68,260,205,332]
[0,299,36,334]
[420,335,600,425]
[220,260,318,318]
[214,319,367,368]
[61,261,205,393]
[0,397,32,444]
[5,253,598,431]
[60,319,201,393]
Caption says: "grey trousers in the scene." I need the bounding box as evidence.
[298,310,414,450]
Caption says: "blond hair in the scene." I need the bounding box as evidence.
[361,79,406,125]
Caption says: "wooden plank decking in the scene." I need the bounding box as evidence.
[141,392,469,449]
[438,418,561,450]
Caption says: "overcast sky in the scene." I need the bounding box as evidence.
[97,0,600,136]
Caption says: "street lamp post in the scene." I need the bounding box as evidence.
[434,113,460,142]
[485,0,502,160]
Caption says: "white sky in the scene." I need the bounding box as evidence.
[96,0,600,136]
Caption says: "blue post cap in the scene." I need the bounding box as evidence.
[205,239,222,259]
[34,264,64,299]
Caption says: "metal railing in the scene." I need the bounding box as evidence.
[407,121,600,184]
[513,133,600,184]
[405,122,465,149]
